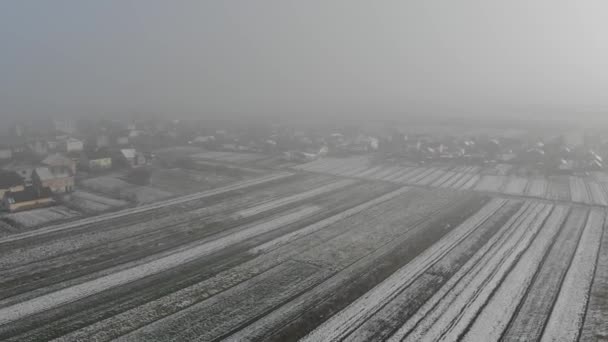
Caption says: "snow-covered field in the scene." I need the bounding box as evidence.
[4,206,80,228]
[2,169,608,341]
[67,191,128,213]
[293,158,608,206]
[81,175,173,204]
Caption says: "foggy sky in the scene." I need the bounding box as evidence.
[1,1,607,122]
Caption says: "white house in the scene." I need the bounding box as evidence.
[64,138,84,153]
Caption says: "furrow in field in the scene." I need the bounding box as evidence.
[379,167,410,182]
[114,260,329,342]
[540,209,605,342]
[587,181,608,206]
[458,174,481,190]
[570,176,591,204]
[435,171,460,188]
[461,205,569,341]
[250,186,411,254]
[580,208,608,341]
[526,177,548,198]
[0,206,321,326]
[345,200,524,342]
[45,186,419,342]
[0,178,368,305]
[547,177,571,201]
[301,198,507,342]
[474,175,507,193]
[355,165,385,179]
[502,207,589,342]
[224,193,487,342]
[503,177,528,196]
[393,167,426,183]
[387,201,534,341]
[431,204,553,342]
[417,169,446,186]
[232,179,355,218]
[395,202,549,342]
[406,167,435,184]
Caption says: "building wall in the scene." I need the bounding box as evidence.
[40,177,75,193]
[7,197,53,212]
[66,140,84,152]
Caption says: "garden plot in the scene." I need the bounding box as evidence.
[461,205,569,341]
[416,168,447,186]
[226,191,485,342]
[54,186,415,342]
[526,177,548,198]
[502,207,589,341]
[150,168,240,194]
[503,176,528,196]
[431,171,456,188]
[81,175,173,204]
[191,151,268,164]
[541,209,605,342]
[580,207,608,341]
[569,176,592,204]
[117,260,329,342]
[407,167,435,184]
[67,191,128,213]
[587,181,608,206]
[474,175,507,193]
[0,206,321,326]
[397,202,551,342]
[547,176,571,201]
[369,166,402,181]
[325,158,370,177]
[387,201,535,341]
[4,206,80,228]
[303,198,508,341]
[381,167,414,182]
[232,179,355,219]
[344,201,524,342]
[392,167,426,183]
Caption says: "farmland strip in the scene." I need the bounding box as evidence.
[0,172,292,245]
[461,205,569,341]
[502,207,589,341]
[302,198,507,341]
[387,201,535,341]
[250,186,412,253]
[395,202,549,342]
[580,209,608,341]
[232,179,355,218]
[0,206,320,326]
[541,209,605,342]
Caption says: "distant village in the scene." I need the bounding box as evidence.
[0,117,606,214]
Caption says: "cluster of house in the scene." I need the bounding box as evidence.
[0,121,149,213]
[0,154,74,213]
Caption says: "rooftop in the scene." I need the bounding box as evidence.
[0,171,24,188]
[4,186,52,203]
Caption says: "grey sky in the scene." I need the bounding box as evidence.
[1,1,607,121]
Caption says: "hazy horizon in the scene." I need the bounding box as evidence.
[2,1,608,123]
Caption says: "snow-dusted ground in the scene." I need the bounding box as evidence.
[0,206,320,326]
[303,199,507,341]
[5,206,80,228]
[541,209,605,342]
[461,206,569,341]
[67,190,128,213]
[294,160,608,206]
